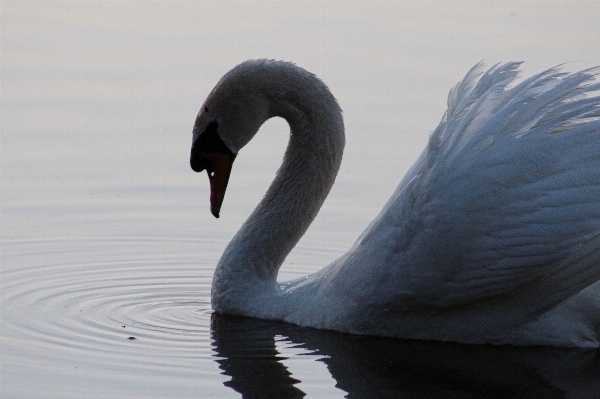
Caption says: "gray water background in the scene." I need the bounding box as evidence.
[3,2,600,398]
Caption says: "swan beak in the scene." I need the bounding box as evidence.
[204,152,235,218]
[190,152,236,218]
[190,120,236,218]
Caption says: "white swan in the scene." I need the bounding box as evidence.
[190,60,600,347]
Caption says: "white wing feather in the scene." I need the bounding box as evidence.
[356,64,600,323]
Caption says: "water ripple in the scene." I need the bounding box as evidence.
[2,236,220,384]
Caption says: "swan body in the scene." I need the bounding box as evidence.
[190,60,600,347]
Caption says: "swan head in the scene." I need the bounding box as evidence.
[190,60,278,218]
[190,59,343,218]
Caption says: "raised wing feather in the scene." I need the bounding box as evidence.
[363,64,600,322]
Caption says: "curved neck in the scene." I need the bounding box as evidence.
[212,84,345,312]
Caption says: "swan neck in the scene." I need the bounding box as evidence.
[214,81,344,303]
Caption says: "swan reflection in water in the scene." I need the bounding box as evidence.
[211,313,600,398]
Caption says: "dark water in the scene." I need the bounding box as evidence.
[212,314,600,399]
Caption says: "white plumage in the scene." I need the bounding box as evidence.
[190,60,600,346]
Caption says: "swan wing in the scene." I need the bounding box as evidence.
[355,64,600,321]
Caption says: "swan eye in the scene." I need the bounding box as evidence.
[204,106,209,113]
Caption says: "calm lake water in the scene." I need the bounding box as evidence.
[3,2,600,398]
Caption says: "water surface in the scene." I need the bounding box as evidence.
[3,2,600,398]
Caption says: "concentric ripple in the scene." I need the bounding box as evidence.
[1,236,229,397]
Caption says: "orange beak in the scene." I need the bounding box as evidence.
[200,152,235,218]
